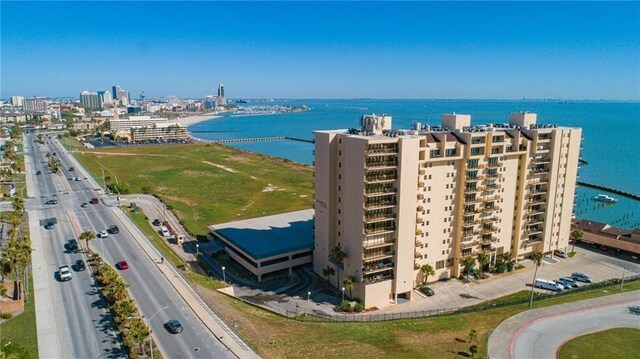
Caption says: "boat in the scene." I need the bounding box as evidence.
[594,194,618,203]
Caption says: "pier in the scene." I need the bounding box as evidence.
[577,181,640,201]
[204,136,314,144]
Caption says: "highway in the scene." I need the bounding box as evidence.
[27,133,235,358]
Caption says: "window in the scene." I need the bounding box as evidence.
[436,260,445,269]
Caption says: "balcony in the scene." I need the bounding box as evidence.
[531,167,549,174]
[485,172,502,179]
[418,181,425,187]
[465,175,484,182]
[365,160,398,169]
[363,250,395,261]
[487,161,503,168]
[464,196,482,204]
[365,147,398,156]
[417,194,425,200]
[528,207,545,215]
[481,226,498,234]
[364,213,396,223]
[417,205,424,212]
[527,218,544,226]
[419,170,426,175]
[484,195,501,202]
[529,187,547,195]
[414,251,422,259]
[532,156,551,164]
[415,240,423,248]
[528,198,546,206]
[362,240,395,249]
[480,216,499,223]
[482,205,500,213]
[416,216,424,224]
[362,271,393,284]
[464,207,482,215]
[365,170,397,183]
[365,186,397,196]
[364,197,397,209]
[414,263,421,270]
[467,163,485,169]
[461,240,479,248]
[464,186,482,194]
[483,182,501,190]
[524,227,543,235]
[481,235,499,243]
[415,228,423,236]
[364,226,396,235]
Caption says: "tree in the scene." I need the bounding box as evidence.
[501,252,515,272]
[329,243,346,288]
[79,231,95,252]
[462,256,476,278]
[12,196,25,213]
[0,284,7,298]
[113,299,137,324]
[420,264,435,284]
[570,229,583,254]
[128,319,150,356]
[528,252,544,307]
[342,275,356,298]
[477,252,490,278]
[106,279,129,302]
[468,329,477,343]
[322,266,335,285]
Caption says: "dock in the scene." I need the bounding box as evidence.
[204,136,314,144]
[577,181,640,201]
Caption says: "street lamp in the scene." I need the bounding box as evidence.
[222,266,226,284]
[307,291,311,301]
[341,287,345,302]
[196,243,199,255]
[127,305,168,359]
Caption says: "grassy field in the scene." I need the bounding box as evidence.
[212,282,640,359]
[0,276,38,359]
[559,328,640,359]
[73,143,314,236]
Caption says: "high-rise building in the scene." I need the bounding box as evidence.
[23,98,47,111]
[218,84,225,97]
[98,90,112,105]
[313,112,581,309]
[216,84,227,106]
[10,96,24,107]
[80,91,102,110]
[112,85,130,106]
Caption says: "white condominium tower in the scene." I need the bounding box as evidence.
[313,112,581,309]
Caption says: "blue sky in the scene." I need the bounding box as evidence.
[2,1,639,100]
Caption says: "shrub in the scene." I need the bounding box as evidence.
[0,312,13,319]
[339,300,364,313]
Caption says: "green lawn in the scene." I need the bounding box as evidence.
[74,143,313,237]
[559,328,640,359]
[0,276,38,359]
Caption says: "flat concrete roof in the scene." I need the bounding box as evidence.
[209,209,314,260]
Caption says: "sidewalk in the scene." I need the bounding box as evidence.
[487,290,640,359]
[111,208,260,359]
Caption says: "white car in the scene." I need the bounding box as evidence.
[59,266,72,281]
[99,230,109,238]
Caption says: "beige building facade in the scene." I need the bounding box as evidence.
[313,112,581,309]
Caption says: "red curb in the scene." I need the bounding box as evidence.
[508,297,639,359]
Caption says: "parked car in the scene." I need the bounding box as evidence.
[69,167,74,171]
[67,239,79,252]
[554,250,568,258]
[116,261,129,270]
[152,219,162,226]
[164,319,183,334]
[108,225,120,234]
[534,278,564,292]
[420,286,435,296]
[36,170,42,175]
[90,197,99,204]
[80,202,89,208]
[44,222,55,230]
[572,272,592,283]
[558,277,579,288]
[99,230,109,238]
[74,259,86,271]
[59,266,72,281]
[45,199,59,205]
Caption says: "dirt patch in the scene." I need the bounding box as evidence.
[0,281,24,316]
[163,194,199,207]
[201,161,237,173]
[240,293,289,305]
[182,170,220,178]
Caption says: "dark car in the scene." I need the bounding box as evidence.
[108,225,120,234]
[164,319,183,334]
[36,170,42,175]
[69,167,74,171]
[80,202,89,208]
[45,199,59,205]
[90,198,99,204]
[74,259,86,271]
[44,222,55,230]
[420,286,435,297]
[67,239,79,252]
[152,219,161,226]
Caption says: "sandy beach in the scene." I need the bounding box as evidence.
[176,113,222,127]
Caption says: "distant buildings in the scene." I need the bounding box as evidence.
[112,85,130,106]
[79,91,102,110]
[10,96,24,107]
[110,115,189,142]
[23,97,47,111]
[216,84,227,106]
[313,112,582,308]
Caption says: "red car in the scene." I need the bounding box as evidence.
[90,198,99,204]
[116,261,129,270]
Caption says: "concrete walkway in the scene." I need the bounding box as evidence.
[488,290,640,359]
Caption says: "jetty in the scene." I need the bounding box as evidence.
[577,181,640,201]
[204,136,314,144]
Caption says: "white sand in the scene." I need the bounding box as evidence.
[176,113,222,127]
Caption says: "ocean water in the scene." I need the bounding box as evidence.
[189,100,640,229]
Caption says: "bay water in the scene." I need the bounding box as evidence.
[189,100,640,229]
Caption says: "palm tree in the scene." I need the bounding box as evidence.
[12,196,25,213]
[329,243,346,288]
[97,264,118,285]
[113,299,137,324]
[128,319,150,356]
[462,256,476,278]
[528,252,544,307]
[342,275,356,299]
[420,264,435,284]
[322,266,335,286]
[570,229,583,254]
[107,279,129,302]
[502,252,515,272]
[477,252,490,278]
[79,231,95,252]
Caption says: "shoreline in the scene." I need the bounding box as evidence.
[176,113,223,127]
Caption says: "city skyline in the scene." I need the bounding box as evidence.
[2,1,639,100]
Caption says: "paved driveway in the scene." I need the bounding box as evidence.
[488,290,640,358]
